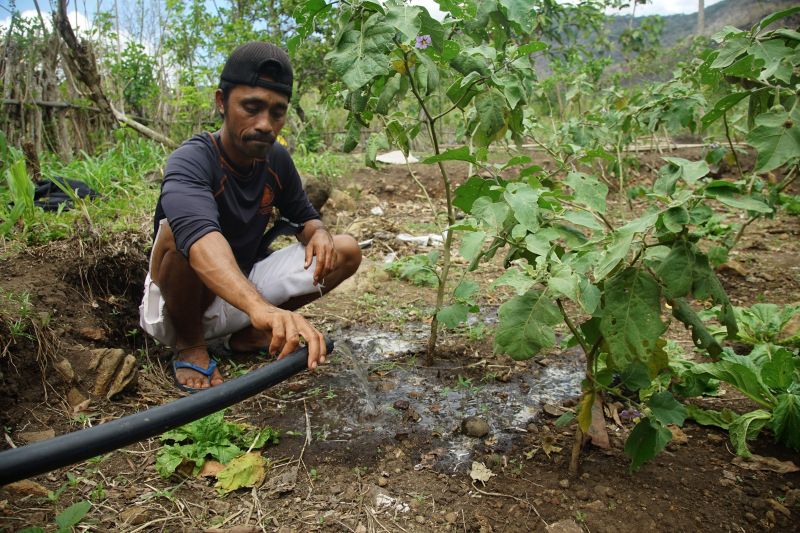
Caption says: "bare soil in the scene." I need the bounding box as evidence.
[1,147,799,533]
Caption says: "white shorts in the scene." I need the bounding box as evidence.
[139,223,318,347]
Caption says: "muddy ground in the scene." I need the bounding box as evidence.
[1,146,799,533]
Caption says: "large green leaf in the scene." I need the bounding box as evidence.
[472,197,510,231]
[385,4,422,42]
[453,176,503,213]
[459,230,486,262]
[655,239,695,298]
[624,417,672,472]
[375,75,402,115]
[503,182,540,232]
[474,90,508,146]
[424,146,477,164]
[55,501,92,531]
[499,0,534,32]
[728,410,772,457]
[661,157,710,186]
[771,393,800,451]
[701,92,750,128]
[758,6,800,31]
[690,353,776,408]
[647,391,687,426]
[746,107,800,173]
[692,255,737,338]
[325,14,395,90]
[762,348,799,391]
[564,172,608,213]
[437,303,470,328]
[594,232,633,281]
[494,290,561,360]
[685,405,737,429]
[711,192,773,214]
[600,268,667,374]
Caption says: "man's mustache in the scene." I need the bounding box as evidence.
[244,133,276,143]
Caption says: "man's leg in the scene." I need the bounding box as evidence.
[151,222,224,389]
[228,234,362,352]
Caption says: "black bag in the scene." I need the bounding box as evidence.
[33,177,99,211]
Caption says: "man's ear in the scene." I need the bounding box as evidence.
[214,89,225,117]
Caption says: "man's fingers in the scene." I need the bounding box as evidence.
[304,245,314,269]
[277,320,300,359]
[269,319,285,357]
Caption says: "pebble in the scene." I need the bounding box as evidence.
[594,484,613,499]
[461,416,490,438]
[745,512,758,523]
[378,477,388,487]
[545,519,583,533]
[767,499,791,518]
[393,399,410,411]
[445,512,458,524]
[576,488,590,501]
[416,515,426,524]
[584,500,605,512]
[559,479,570,489]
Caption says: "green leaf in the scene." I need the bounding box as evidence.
[656,239,696,298]
[624,418,672,472]
[343,116,362,153]
[375,75,402,115]
[577,278,600,314]
[691,354,775,408]
[692,255,737,338]
[365,132,389,169]
[325,15,395,90]
[701,92,750,128]
[746,107,800,173]
[215,452,267,494]
[619,361,652,391]
[771,393,800,451]
[460,231,486,262]
[555,411,575,427]
[758,6,800,31]
[454,280,480,301]
[547,263,579,301]
[729,410,772,457]
[423,146,476,164]
[561,210,602,231]
[564,172,608,213]
[670,298,723,357]
[712,192,773,213]
[437,303,470,328]
[503,182,540,232]
[55,501,91,531]
[474,90,508,147]
[492,268,535,295]
[494,290,561,360]
[762,348,799,391]
[685,405,737,429]
[515,41,547,57]
[472,197,510,231]
[385,4,422,42]
[661,157,710,185]
[661,206,690,233]
[711,34,749,70]
[600,268,668,374]
[647,391,687,426]
[594,232,633,281]
[499,0,534,32]
[453,176,503,213]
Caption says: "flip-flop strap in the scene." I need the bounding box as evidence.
[173,359,217,378]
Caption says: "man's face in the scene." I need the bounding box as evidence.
[216,83,289,163]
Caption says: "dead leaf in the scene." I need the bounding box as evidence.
[67,388,89,411]
[18,429,55,444]
[587,395,609,449]
[469,462,495,485]
[609,402,623,427]
[541,435,563,458]
[543,403,567,417]
[215,452,267,494]
[266,465,299,498]
[716,260,747,277]
[668,425,688,445]
[732,454,799,474]
[54,358,75,383]
[78,326,107,341]
[199,460,226,478]
[2,480,49,497]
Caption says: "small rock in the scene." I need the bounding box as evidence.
[370,206,385,216]
[785,489,800,507]
[416,516,425,524]
[543,403,567,417]
[384,185,396,193]
[355,524,367,533]
[54,358,75,383]
[445,512,458,524]
[576,488,590,501]
[461,416,490,438]
[408,391,423,399]
[594,484,612,499]
[668,425,688,445]
[765,510,776,523]
[584,500,605,512]
[559,479,570,489]
[393,400,410,411]
[378,477,388,488]
[707,433,724,443]
[78,326,107,341]
[67,388,89,411]
[376,382,394,392]
[546,519,583,533]
[527,423,538,433]
[745,512,757,523]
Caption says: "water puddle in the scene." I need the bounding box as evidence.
[303,323,583,472]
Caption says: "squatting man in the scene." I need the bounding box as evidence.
[139,42,361,392]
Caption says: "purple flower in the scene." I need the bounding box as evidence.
[619,408,642,421]
[415,35,432,49]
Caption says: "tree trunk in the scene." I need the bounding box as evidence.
[697,0,705,35]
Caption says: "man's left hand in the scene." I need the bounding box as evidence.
[305,227,337,285]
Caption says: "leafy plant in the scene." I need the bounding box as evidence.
[19,500,92,533]
[156,410,279,479]
[384,252,440,287]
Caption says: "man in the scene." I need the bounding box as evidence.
[139,42,361,392]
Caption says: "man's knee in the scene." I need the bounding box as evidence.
[334,234,362,273]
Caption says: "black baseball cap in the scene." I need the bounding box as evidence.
[219,42,293,100]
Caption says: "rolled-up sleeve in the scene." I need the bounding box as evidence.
[160,143,221,258]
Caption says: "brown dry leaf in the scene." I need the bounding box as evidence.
[199,460,226,478]
[3,480,49,497]
[18,429,55,444]
[469,461,495,485]
[609,402,623,427]
[78,326,107,341]
[732,454,800,474]
[266,465,299,498]
[541,435,563,457]
[716,260,747,277]
[587,395,609,449]
[668,425,689,445]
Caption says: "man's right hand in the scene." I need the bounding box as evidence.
[250,307,327,369]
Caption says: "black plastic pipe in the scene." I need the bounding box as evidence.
[0,339,333,485]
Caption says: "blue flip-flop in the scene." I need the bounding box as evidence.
[171,358,219,393]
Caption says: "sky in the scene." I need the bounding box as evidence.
[1,0,725,29]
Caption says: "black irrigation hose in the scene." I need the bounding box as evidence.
[0,339,333,485]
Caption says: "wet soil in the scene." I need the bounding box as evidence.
[1,146,799,532]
